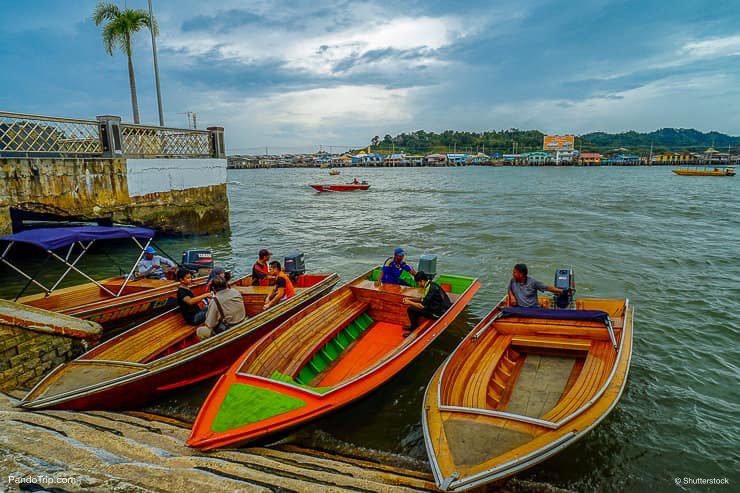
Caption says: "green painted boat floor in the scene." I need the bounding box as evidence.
[211,383,306,433]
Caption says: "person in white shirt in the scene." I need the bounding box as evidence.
[136,246,176,279]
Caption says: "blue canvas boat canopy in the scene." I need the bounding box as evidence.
[0,226,154,251]
[1,226,158,299]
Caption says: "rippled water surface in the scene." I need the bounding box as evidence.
[7,166,739,491]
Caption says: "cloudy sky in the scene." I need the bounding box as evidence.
[2,0,739,153]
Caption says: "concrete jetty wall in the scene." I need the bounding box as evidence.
[0,157,229,236]
[0,300,101,392]
[0,112,229,235]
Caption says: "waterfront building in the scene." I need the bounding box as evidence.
[525,151,551,165]
[352,152,383,165]
[580,152,603,165]
[446,153,468,165]
[425,154,447,166]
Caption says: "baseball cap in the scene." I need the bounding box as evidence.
[394,247,405,256]
[212,266,226,275]
[144,246,156,254]
[258,248,271,257]
[414,271,429,282]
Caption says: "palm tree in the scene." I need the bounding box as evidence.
[93,2,158,124]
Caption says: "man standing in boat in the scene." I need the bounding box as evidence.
[377,247,417,286]
[507,263,566,308]
[401,271,451,337]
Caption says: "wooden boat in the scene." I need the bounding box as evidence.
[422,296,634,491]
[186,268,480,450]
[1,226,209,326]
[672,165,735,176]
[19,272,340,410]
[328,169,341,175]
[310,182,370,192]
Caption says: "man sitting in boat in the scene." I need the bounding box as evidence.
[352,178,360,184]
[263,261,295,310]
[196,277,246,340]
[177,268,213,325]
[136,246,176,279]
[507,263,566,308]
[377,247,417,286]
[401,271,451,337]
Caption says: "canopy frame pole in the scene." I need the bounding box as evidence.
[46,244,118,297]
[117,237,155,296]
[0,242,53,296]
[47,240,97,294]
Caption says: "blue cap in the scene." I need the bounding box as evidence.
[394,247,405,256]
[144,246,156,254]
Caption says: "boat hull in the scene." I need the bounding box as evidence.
[310,184,370,192]
[672,168,735,176]
[19,273,340,410]
[422,297,634,491]
[187,269,480,450]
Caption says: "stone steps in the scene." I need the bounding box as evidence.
[0,391,435,492]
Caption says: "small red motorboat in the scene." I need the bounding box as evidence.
[310,182,370,192]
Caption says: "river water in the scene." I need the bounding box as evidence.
[5,166,739,491]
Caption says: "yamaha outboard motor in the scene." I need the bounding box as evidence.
[181,249,214,276]
[553,268,575,309]
[284,252,306,281]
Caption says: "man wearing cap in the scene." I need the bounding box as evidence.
[401,271,452,337]
[136,246,176,279]
[378,247,417,286]
[252,249,272,286]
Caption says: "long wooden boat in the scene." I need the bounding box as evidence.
[422,297,634,491]
[310,183,370,192]
[19,272,339,410]
[672,165,735,176]
[1,226,209,327]
[186,268,480,450]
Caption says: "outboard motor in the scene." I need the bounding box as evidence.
[182,249,214,275]
[284,252,306,280]
[417,254,437,280]
[553,268,575,309]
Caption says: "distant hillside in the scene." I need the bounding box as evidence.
[361,128,740,155]
[579,128,740,153]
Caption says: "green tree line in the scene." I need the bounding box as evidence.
[359,128,740,156]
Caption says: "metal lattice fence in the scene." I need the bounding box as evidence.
[0,112,102,156]
[0,112,212,158]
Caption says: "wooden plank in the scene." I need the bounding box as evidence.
[511,336,591,352]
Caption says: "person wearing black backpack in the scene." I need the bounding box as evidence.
[401,271,452,338]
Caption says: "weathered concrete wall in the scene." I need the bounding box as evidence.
[0,157,229,235]
[0,300,102,391]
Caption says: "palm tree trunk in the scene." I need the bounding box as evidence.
[127,38,140,124]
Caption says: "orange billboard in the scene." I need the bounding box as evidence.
[543,135,575,150]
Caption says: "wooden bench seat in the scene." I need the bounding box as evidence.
[250,290,355,375]
[284,301,369,378]
[93,314,195,363]
[541,341,616,422]
[465,335,513,409]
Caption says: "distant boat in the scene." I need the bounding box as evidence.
[328,169,341,175]
[672,165,735,176]
[422,296,634,491]
[186,268,480,450]
[310,182,370,192]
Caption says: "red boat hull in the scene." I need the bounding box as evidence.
[310,184,370,192]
